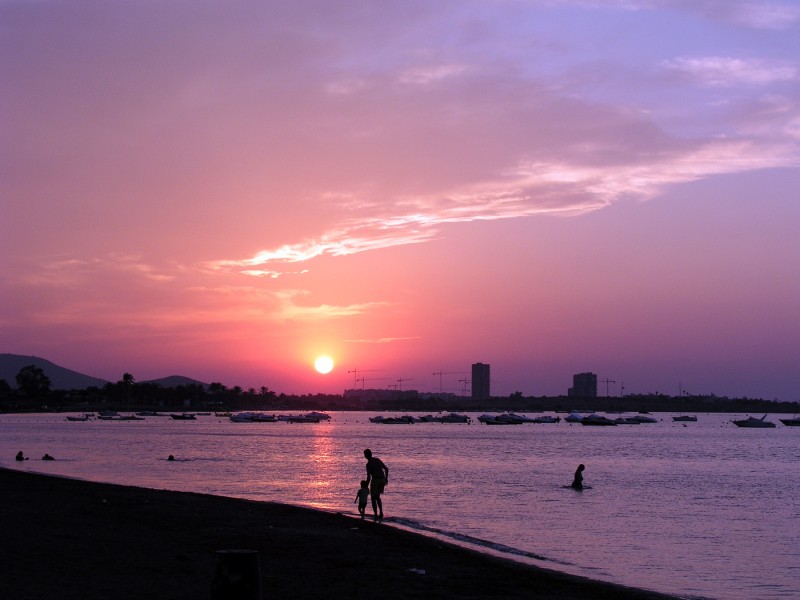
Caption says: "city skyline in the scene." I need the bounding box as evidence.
[3,1,799,401]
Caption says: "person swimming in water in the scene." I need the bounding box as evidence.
[571,464,585,490]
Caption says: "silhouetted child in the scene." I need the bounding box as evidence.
[571,463,585,490]
[15,451,26,461]
[42,454,55,461]
[354,480,369,518]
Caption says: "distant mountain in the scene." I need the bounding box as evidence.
[0,354,110,390]
[140,375,209,389]
[0,355,210,391]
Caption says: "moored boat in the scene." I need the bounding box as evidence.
[532,415,561,424]
[304,411,331,421]
[370,415,417,424]
[581,414,618,426]
[65,415,91,422]
[278,414,320,423]
[170,413,197,420]
[731,414,776,428]
[251,413,278,422]
[673,415,698,422]
[628,414,658,424]
[778,417,800,426]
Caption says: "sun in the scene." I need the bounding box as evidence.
[314,355,334,374]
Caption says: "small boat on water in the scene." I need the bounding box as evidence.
[673,415,698,422]
[532,415,561,424]
[170,413,197,420]
[251,413,278,422]
[278,414,320,423]
[564,412,584,423]
[628,414,658,424]
[427,412,471,424]
[613,416,641,425]
[304,411,331,421]
[65,414,92,422]
[731,414,776,428]
[778,415,800,426]
[370,415,417,424]
[581,414,618,426]
[478,414,522,425]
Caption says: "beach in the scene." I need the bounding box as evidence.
[0,467,676,599]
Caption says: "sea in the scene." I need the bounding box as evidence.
[1,411,798,599]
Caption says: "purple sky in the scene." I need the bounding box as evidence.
[2,1,799,400]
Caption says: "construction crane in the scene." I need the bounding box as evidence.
[459,378,470,397]
[396,378,412,391]
[432,371,467,394]
[601,378,616,397]
[357,377,388,389]
[347,368,384,388]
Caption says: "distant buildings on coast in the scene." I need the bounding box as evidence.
[344,365,600,402]
[471,363,490,400]
[568,372,597,398]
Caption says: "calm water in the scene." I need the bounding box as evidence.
[2,411,798,599]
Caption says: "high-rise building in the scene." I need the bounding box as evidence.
[471,363,490,400]
[568,372,597,397]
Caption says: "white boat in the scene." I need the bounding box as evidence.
[564,412,584,423]
[230,412,254,422]
[433,412,471,423]
[477,414,518,425]
[304,411,331,421]
[278,414,320,423]
[250,413,278,422]
[581,414,618,426]
[532,415,560,424]
[613,416,641,425]
[732,414,776,428]
[628,414,658,424]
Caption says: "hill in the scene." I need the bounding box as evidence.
[140,375,209,389]
[0,354,109,390]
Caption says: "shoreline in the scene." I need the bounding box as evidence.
[1,467,677,599]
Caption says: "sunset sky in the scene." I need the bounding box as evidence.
[3,1,799,400]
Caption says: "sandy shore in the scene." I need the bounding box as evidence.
[0,467,676,599]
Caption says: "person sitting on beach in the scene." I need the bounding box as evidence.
[15,451,27,461]
[571,464,585,491]
[167,455,175,461]
[354,480,370,519]
[364,449,389,521]
[42,453,55,461]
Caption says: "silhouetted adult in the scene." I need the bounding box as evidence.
[15,451,26,461]
[571,464,585,490]
[363,449,389,520]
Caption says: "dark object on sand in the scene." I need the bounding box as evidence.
[211,549,261,600]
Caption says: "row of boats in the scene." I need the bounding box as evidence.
[731,414,800,428]
[366,412,668,425]
[65,410,333,423]
[66,410,216,421]
[229,411,332,423]
[371,412,800,427]
[64,410,798,427]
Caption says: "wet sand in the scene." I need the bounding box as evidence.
[0,467,676,599]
